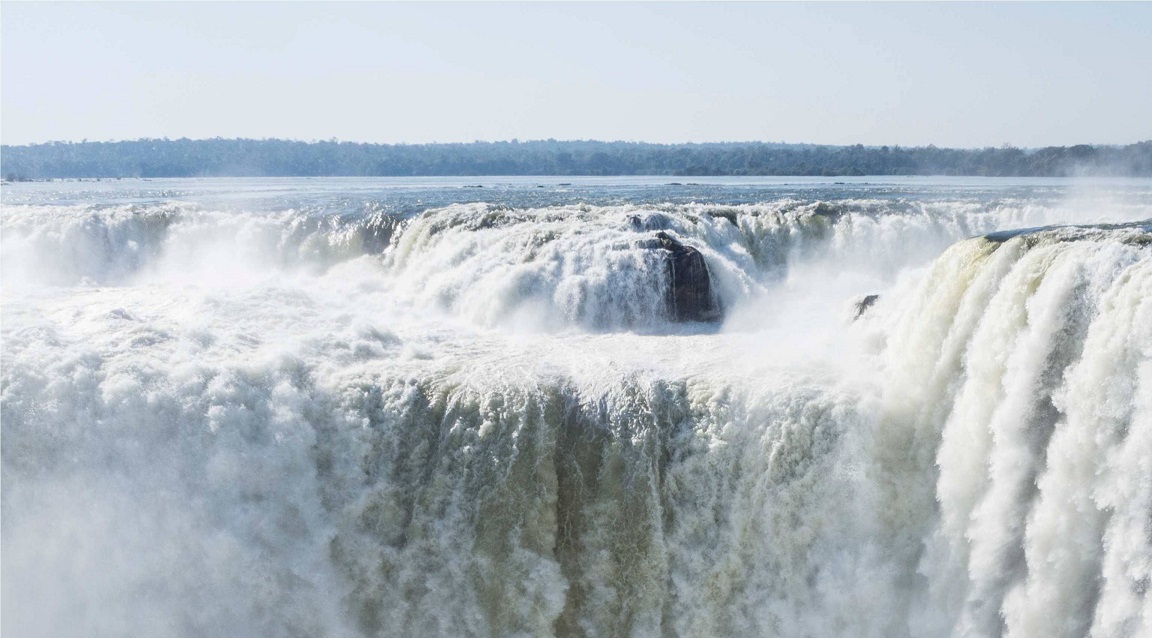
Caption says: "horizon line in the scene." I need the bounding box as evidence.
[5,137,1151,152]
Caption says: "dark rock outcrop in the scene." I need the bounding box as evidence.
[853,294,879,320]
[654,231,723,322]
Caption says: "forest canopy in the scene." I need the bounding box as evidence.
[3,138,1151,180]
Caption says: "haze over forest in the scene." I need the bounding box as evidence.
[4,138,1151,180]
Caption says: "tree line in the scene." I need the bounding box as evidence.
[3,138,1151,180]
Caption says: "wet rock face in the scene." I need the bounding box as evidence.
[655,231,723,323]
[853,294,879,320]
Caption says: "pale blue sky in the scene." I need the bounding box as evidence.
[3,2,1150,148]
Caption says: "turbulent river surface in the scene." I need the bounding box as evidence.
[3,176,1151,638]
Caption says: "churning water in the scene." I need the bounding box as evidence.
[2,176,1150,637]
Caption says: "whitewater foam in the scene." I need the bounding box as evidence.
[3,178,1150,637]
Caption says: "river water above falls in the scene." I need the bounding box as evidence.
[3,176,1151,637]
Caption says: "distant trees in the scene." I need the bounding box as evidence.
[2,138,1150,179]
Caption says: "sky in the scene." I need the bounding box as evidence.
[2,2,1151,149]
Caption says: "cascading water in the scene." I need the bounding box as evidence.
[2,177,1150,637]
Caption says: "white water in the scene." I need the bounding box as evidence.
[2,179,1150,637]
